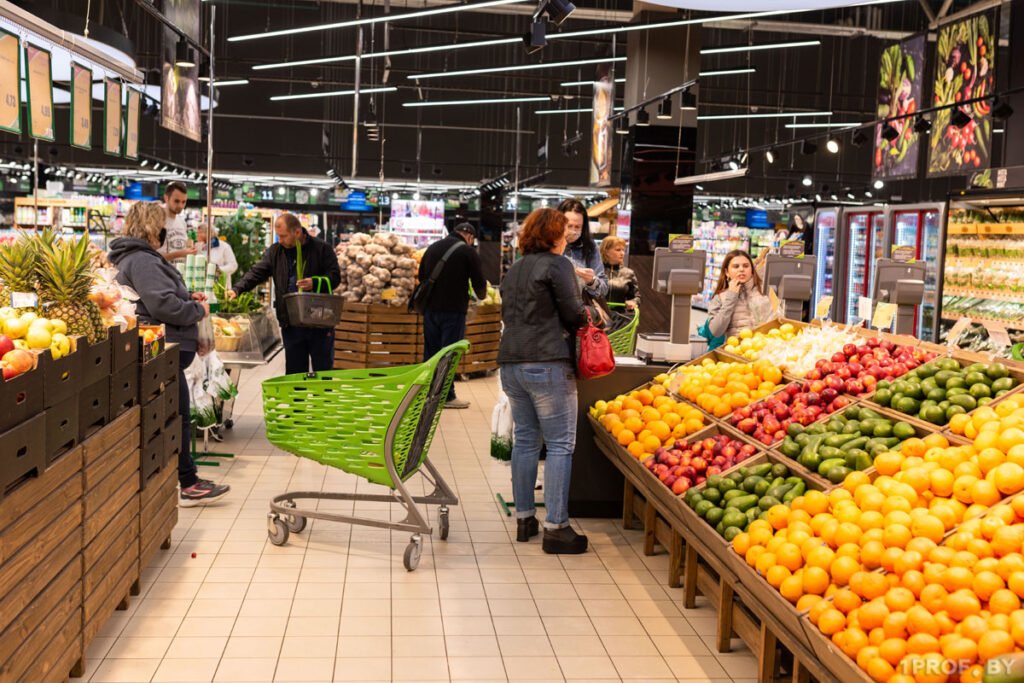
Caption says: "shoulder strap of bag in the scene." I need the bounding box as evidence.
[425,240,465,286]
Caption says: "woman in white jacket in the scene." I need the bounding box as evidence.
[197,225,239,287]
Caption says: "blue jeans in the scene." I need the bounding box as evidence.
[500,361,577,529]
[423,310,466,400]
[282,326,335,375]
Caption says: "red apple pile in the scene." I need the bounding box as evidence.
[804,338,937,396]
[729,382,849,447]
[642,434,758,495]
[0,334,33,380]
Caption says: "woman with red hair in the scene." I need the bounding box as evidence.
[498,208,594,554]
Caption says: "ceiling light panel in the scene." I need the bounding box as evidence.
[697,111,832,120]
[561,78,626,87]
[700,40,821,55]
[404,96,551,107]
[270,85,397,102]
[698,68,756,77]
[409,56,626,81]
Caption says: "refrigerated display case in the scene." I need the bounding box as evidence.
[842,211,887,326]
[889,205,945,340]
[812,208,839,319]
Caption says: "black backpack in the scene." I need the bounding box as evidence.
[408,241,464,314]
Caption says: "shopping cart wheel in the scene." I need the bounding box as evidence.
[267,514,289,546]
[438,507,450,541]
[403,535,422,571]
[282,501,307,533]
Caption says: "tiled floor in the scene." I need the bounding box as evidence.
[81,354,758,682]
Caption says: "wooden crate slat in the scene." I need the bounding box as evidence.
[84,514,139,597]
[0,472,81,567]
[0,443,81,536]
[0,525,78,636]
[83,462,138,547]
[0,570,80,680]
[140,503,177,571]
[0,551,80,666]
[81,407,139,471]
[82,554,136,645]
[40,614,82,683]
[82,540,137,623]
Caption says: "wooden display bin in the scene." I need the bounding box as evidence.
[334,303,422,369]
[139,463,177,575]
[459,303,500,374]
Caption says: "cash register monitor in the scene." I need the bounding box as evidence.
[763,254,817,320]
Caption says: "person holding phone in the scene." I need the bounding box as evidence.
[706,250,771,339]
[557,199,608,301]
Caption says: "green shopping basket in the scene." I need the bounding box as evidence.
[261,340,468,570]
[607,303,639,356]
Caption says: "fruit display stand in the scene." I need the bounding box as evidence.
[458,302,501,375]
[334,303,422,369]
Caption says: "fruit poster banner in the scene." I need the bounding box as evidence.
[71,63,92,150]
[0,30,20,135]
[104,78,122,156]
[124,88,140,159]
[872,34,925,180]
[927,8,998,177]
[160,0,201,142]
[25,45,53,141]
[589,65,614,188]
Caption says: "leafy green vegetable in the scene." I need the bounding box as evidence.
[215,208,269,278]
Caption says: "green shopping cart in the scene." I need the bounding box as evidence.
[607,303,640,356]
[261,341,468,571]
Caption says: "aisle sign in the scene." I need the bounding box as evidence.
[104,79,121,156]
[124,88,140,159]
[946,317,972,350]
[0,30,20,134]
[70,63,91,149]
[891,245,916,263]
[25,45,53,141]
[779,240,805,258]
[669,234,694,252]
[872,302,898,330]
[858,296,873,322]
[981,320,1012,350]
[815,295,834,320]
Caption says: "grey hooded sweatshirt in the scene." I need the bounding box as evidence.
[108,237,206,353]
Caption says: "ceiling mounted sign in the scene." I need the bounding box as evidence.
[641,0,870,9]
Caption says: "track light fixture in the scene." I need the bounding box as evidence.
[635,108,650,126]
[765,148,776,165]
[198,62,210,82]
[881,123,899,142]
[913,115,932,134]
[802,175,813,187]
[801,139,817,155]
[993,97,1014,122]
[175,39,196,68]
[851,129,868,147]
[727,158,739,171]
[951,107,971,129]
[523,19,546,54]
[679,90,697,111]
[657,97,672,119]
[541,0,576,25]
[615,118,629,135]
[826,137,840,154]
[873,179,884,190]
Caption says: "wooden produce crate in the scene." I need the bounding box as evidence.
[459,303,500,374]
[334,303,423,369]
[0,412,46,498]
[139,463,177,575]
[0,444,83,682]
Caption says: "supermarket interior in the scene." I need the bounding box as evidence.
[7,0,1024,682]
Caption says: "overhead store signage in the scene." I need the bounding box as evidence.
[124,88,140,159]
[872,34,925,181]
[71,62,91,149]
[745,209,770,229]
[0,30,20,135]
[104,78,121,156]
[25,44,53,141]
[927,8,997,177]
[968,166,1024,190]
[589,66,613,188]
[160,0,202,142]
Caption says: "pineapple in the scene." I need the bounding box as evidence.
[0,232,39,312]
[35,233,99,342]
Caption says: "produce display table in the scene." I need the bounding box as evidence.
[0,327,180,681]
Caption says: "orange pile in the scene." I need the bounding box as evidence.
[594,385,706,459]
[669,358,784,418]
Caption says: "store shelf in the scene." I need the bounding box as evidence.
[944,286,1024,302]
[940,311,1024,329]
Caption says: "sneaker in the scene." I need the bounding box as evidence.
[444,398,470,409]
[180,479,230,507]
[542,526,588,554]
[516,516,539,542]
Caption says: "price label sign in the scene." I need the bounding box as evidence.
[779,240,805,259]
[982,320,1012,350]
[0,30,21,135]
[768,287,780,315]
[815,295,834,320]
[669,234,694,253]
[891,245,917,264]
[946,317,973,349]
[872,302,898,330]
[858,297,873,323]
[381,288,397,301]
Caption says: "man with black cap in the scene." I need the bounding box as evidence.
[417,222,487,409]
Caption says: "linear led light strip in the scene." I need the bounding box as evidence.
[700,40,820,55]
[536,106,625,115]
[404,96,552,108]
[561,78,626,87]
[785,122,864,128]
[230,0,526,42]
[251,1,903,70]
[409,56,625,81]
[557,69,751,89]
[270,85,397,102]
[697,111,832,120]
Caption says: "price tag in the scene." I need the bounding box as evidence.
[768,287,780,315]
[669,234,694,252]
[872,303,898,330]
[779,240,805,259]
[891,245,917,264]
[668,372,686,395]
[946,317,972,350]
[381,288,397,301]
[10,292,37,309]
[982,320,1012,350]
[858,297,873,323]
[815,296,834,320]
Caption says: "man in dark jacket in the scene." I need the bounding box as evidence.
[418,222,487,409]
[229,213,342,375]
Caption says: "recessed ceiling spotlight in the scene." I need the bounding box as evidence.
[765,148,776,164]
[873,179,884,190]
[865,190,873,197]
[802,175,813,187]
[826,137,840,154]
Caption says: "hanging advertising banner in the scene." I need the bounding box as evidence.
[872,34,925,180]
[104,78,122,156]
[124,88,140,159]
[70,62,92,149]
[25,45,53,141]
[0,30,20,134]
[927,8,998,177]
[160,0,201,142]
[589,64,614,187]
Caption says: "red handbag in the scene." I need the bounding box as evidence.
[576,311,616,379]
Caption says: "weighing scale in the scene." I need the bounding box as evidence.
[763,253,817,321]
[636,247,706,363]
[871,258,926,335]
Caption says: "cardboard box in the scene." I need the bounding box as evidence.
[45,395,79,465]
[78,376,111,440]
[0,412,46,499]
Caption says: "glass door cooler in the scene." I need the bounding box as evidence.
[889,206,945,340]
[811,208,839,320]
[842,211,886,326]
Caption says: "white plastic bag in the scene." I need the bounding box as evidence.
[490,390,513,462]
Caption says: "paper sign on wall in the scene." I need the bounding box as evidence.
[0,30,20,134]
[981,320,1012,349]
[872,302,898,330]
[946,317,973,348]
[815,295,834,320]
[858,297,873,322]
[25,45,53,141]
